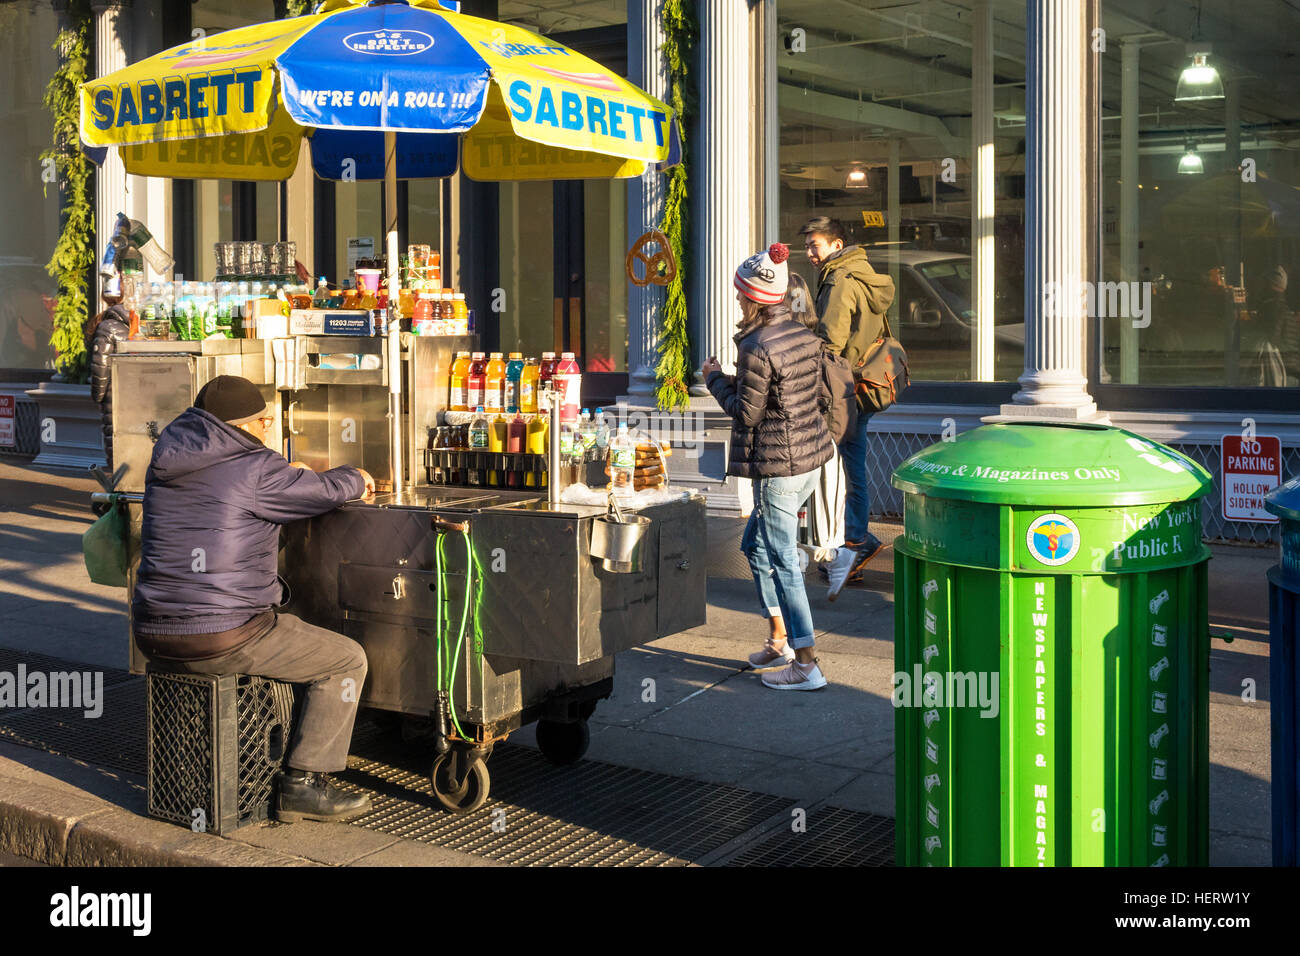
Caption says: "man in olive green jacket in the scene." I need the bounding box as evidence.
[802,216,896,591]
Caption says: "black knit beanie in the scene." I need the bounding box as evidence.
[194,376,270,425]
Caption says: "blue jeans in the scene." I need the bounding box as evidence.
[741,471,820,650]
[838,413,872,545]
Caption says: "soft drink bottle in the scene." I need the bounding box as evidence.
[449,351,471,411]
[609,424,635,493]
[485,352,506,412]
[519,356,540,414]
[595,414,611,457]
[555,351,581,425]
[538,351,557,389]
[467,352,487,411]
[505,352,524,413]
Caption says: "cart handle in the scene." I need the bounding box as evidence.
[432,516,468,534]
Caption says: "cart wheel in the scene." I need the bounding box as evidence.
[578,699,599,720]
[430,750,490,814]
[536,718,590,766]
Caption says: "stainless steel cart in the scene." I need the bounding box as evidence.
[107,333,707,812]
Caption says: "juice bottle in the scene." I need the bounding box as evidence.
[555,351,581,425]
[538,351,558,390]
[413,293,434,334]
[441,289,456,322]
[466,352,487,411]
[505,352,524,412]
[519,356,540,414]
[452,292,468,325]
[449,351,471,411]
[485,352,506,412]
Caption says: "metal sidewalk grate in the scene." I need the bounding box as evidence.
[0,679,146,773]
[723,804,895,867]
[0,647,137,689]
[0,646,890,866]
[340,725,795,866]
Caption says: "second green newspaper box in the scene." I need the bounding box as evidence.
[891,422,1212,866]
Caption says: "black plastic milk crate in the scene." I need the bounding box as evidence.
[146,670,296,835]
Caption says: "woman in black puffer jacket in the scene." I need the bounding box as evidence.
[704,243,833,692]
[85,284,132,472]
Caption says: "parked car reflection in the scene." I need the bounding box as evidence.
[863,249,1023,381]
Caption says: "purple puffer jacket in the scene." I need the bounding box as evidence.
[132,407,365,635]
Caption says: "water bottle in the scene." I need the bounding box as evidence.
[595,414,611,457]
[578,409,597,462]
[610,424,635,493]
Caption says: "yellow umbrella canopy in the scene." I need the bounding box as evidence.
[80,0,676,183]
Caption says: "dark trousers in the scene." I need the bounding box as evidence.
[153,614,367,773]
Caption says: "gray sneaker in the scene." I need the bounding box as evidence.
[825,547,858,602]
[761,658,828,691]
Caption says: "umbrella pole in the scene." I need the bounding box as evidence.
[385,129,403,493]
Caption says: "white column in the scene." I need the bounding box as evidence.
[93,0,132,295]
[971,0,995,381]
[887,139,900,322]
[691,0,752,388]
[762,0,779,243]
[625,0,669,396]
[1002,0,1098,419]
[1118,39,1140,384]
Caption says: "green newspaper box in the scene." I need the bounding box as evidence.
[891,422,1212,866]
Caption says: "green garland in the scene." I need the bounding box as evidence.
[42,0,94,382]
[654,0,695,411]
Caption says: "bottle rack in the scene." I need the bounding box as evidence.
[424,447,549,489]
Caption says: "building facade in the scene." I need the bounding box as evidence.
[4,0,1298,541]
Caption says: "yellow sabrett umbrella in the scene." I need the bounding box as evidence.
[80,0,676,489]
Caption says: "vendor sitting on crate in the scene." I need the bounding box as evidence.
[132,374,378,824]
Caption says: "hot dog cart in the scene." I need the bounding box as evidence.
[107,332,707,812]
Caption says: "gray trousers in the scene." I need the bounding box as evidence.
[160,614,367,773]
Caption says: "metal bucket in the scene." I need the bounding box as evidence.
[589,514,650,573]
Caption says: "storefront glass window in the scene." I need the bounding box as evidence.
[0,4,62,370]
[1099,4,1300,389]
[777,0,1026,382]
[583,180,627,372]
[498,181,555,358]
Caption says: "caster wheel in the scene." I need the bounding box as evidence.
[430,750,490,814]
[536,718,590,766]
[578,699,599,720]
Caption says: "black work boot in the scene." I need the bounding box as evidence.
[274,770,371,824]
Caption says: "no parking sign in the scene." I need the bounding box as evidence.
[0,395,13,448]
[1221,434,1282,523]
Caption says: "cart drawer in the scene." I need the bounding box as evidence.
[338,563,465,622]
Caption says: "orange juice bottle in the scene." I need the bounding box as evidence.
[449,351,471,411]
[485,351,506,412]
[519,356,540,414]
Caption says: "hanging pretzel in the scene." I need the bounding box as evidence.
[625,229,678,288]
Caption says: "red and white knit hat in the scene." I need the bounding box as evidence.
[734,242,790,305]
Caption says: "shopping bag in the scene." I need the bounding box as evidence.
[83,498,129,588]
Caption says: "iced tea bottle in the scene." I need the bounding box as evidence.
[519,356,540,414]
[467,352,487,411]
[449,351,471,412]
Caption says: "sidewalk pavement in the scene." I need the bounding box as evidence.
[0,457,1277,865]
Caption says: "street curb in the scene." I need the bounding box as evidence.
[0,771,321,867]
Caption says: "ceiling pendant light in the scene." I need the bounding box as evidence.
[1175,49,1224,102]
[1178,141,1204,175]
[845,165,869,189]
